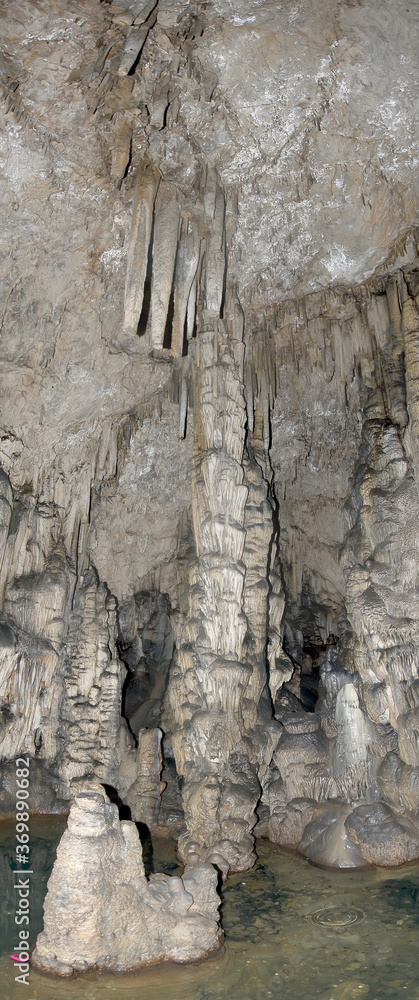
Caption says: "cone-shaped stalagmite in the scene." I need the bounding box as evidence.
[33,789,221,975]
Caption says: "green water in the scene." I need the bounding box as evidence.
[2,816,419,1000]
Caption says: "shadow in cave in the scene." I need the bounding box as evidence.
[101,784,154,876]
[136,218,154,339]
[162,285,175,349]
[118,591,174,732]
[120,665,139,745]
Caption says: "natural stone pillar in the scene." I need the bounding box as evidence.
[170,313,259,875]
[32,788,221,975]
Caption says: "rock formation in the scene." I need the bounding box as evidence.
[1,0,419,879]
[32,788,221,975]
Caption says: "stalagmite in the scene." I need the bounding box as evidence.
[331,683,374,802]
[300,804,368,868]
[122,727,165,827]
[123,163,158,335]
[32,789,221,975]
[59,570,130,793]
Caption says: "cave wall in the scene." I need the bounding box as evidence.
[1,0,419,870]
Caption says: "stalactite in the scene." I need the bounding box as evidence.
[0,469,12,596]
[117,7,158,77]
[384,275,408,426]
[179,371,188,439]
[186,258,200,341]
[150,182,180,351]
[123,163,158,335]
[244,343,254,433]
[150,73,170,130]
[401,277,419,481]
[133,0,159,24]
[366,279,407,428]
[0,644,61,761]
[205,188,225,316]
[172,219,200,356]
[110,116,133,187]
[203,166,218,220]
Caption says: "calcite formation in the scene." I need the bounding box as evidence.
[1,0,419,888]
[32,788,221,974]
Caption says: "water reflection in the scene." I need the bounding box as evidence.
[2,817,419,1000]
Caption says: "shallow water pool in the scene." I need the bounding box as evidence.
[2,816,419,1000]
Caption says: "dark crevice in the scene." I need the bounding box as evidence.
[182,313,190,356]
[101,784,154,875]
[163,286,175,349]
[117,591,174,736]
[136,218,154,338]
[119,661,138,745]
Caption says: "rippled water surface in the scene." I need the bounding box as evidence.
[2,816,419,1000]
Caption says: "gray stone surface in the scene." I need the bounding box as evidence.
[345,802,419,868]
[268,797,317,848]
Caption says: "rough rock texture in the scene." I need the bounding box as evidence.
[1,0,419,875]
[32,788,221,975]
[300,802,367,869]
[344,803,419,868]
